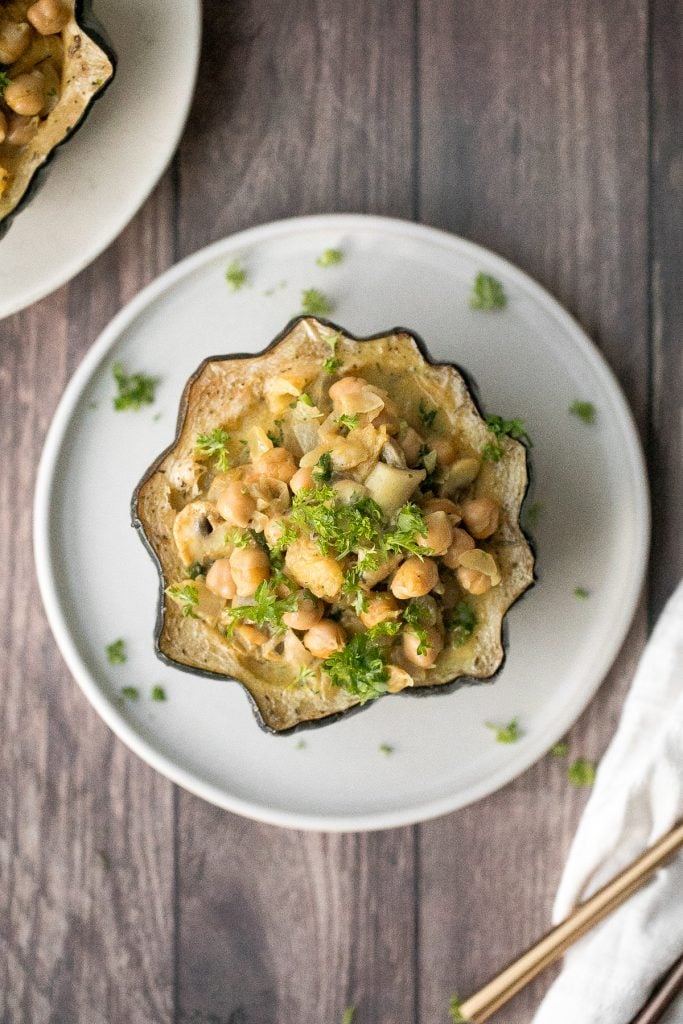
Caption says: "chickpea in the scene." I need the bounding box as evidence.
[360,592,401,628]
[290,466,315,493]
[0,21,31,64]
[427,435,457,466]
[285,537,344,601]
[461,497,500,540]
[252,446,297,483]
[416,511,453,556]
[399,425,424,466]
[386,665,414,693]
[402,624,444,668]
[217,481,257,528]
[442,528,476,569]
[390,557,439,600]
[457,565,492,595]
[27,0,71,35]
[4,72,46,117]
[229,546,270,597]
[205,558,237,600]
[303,619,347,659]
[6,113,37,147]
[0,111,6,145]
[282,590,324,631]
[234,623,269,646]
[328,376,367,406]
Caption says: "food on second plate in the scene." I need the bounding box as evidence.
[0,0,115,236]
[133,317,535,732]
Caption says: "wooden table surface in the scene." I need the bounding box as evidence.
[1,2,681,1022]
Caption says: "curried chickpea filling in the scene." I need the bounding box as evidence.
[165,365,506,705]
[0,0,74,195]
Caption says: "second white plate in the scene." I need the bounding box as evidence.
[34,214,649,831]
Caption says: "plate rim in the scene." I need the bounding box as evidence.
[0,0,202,320]
[33,213,651,831]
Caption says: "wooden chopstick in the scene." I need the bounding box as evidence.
[630,955,683,1024]
[458,821,683,1023]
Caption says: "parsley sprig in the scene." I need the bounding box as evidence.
[317,248,343,267]
[112,363,158,411]
[195,428,231,471]
[323,621,400,703]
[224,579,296,635]
[166,583,199,618]
[481,415,532,462]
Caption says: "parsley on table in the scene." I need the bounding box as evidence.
[106,639,126,665]
[341,1009,355,1024]
[449,994,465,1022]
[485,718,521,744]
[323,357,342,374]
[312,451,333,483]
[446,602,477,646]
[323,622,400,703]
[567,758,596,787]
[121,686,139,701]
[481,414,532,462]
[317,248,344,267]
[418,399,438,429]
[195,428,231,471]
[301,288,333,316]
[574,587,590,600]
[166,583,199,618]
[470,271,507,310]
[551,740,569,758]
[151,686,166,702]
[225,259,247,290]
[112,363,157,411]
[569,400,596,425]
[224,579,297,635]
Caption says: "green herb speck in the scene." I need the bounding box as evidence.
[449,994,465,1022]
[112,363,157,411]
[485,718,521,744]
[301,288,333,317]
[574,587,590,600]
[121,686,139,701]
[567,758,596,787]
[551,740,569,758]
[317,248,344,267]
[379,743,394,756]
[525,502,543,529]
[106,638,126,665]
[151,686,166,702]
[470,271,507,310]
[569,400,596,425]
[225,259,247,291]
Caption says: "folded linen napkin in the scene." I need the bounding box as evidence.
[533,581,683,1024]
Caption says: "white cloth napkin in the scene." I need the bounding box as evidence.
[533,581,683,1024]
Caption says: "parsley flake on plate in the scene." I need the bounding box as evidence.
[341,1009,355,1024]
[567,758,596,787]
[225,259,247,290]
[112,362,157,411]
[121,686,139,701]
[301,288,333,317]
[317,248,344,267]
[485,718,521,744]
[151,685,167,702]
[379,743,395,756]
[470,271,507,310]
[106,638,126,665]
[569,400,596,425]
[574,586,590,600]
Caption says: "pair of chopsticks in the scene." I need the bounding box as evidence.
[457,820,683,1023]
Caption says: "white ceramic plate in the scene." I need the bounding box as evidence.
[0,0,201,319]
[34,214,649,831]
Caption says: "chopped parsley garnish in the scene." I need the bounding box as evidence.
[151,686,166,702]
[385,503,431,556]
[317,248,344,267]
[446,602,477,646]
[0,72,10,98]
[485,718,521,744]
[323,622,400,704]
[481,415,532,461]
[225,528,253,548]
[166,583,199,618]
[551,740,569,758]
[106,638,126,665]
[267,518,300,555]
[112,363,157,411]
[341,1009,355,1024]
[336,413,359,432]
[470,271,507,310]
[301,288,333,317]
[267,420,284,446]
[417,444,439,491]
[567,758,596,787]
[187,562,204,579]
[293,665,316,688]
[225,259,247,290]
[525,501,543,529]
[224,579,297,635]
[403,600,432,654]
[299,392,314,407]
[323,357,342,374]
[295,739,307,750]
[569,400,596,425]
[379,743,394,756]
[121,686,139,701]
[418,399,438,429]
[449,995,465,1022]
[312,451,333,483]
[195,428,231,471]
[574,587,590,600]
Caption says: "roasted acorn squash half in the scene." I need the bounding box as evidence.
[132,317,535,733]
[0,0,115,237]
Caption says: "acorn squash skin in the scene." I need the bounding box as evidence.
[0,0,116,239]
[132,317,536,735]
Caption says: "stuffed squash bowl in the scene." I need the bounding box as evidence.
[132,317,535,732]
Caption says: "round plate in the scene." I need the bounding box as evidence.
[34,214,649,831]
[0,0,201,319]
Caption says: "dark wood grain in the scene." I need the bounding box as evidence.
[0,183,177,1024]
[1,0,680,1022]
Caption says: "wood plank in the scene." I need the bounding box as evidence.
[174,2,418,1022]
[415,2,650,1020]
[649,0,683,619]
[0,180,176,1024]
